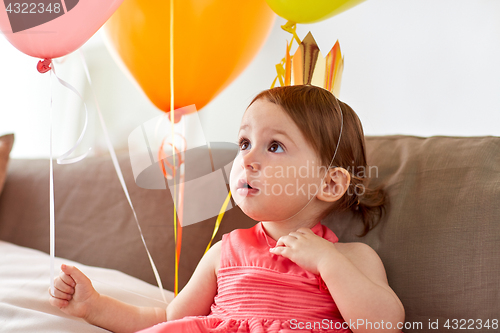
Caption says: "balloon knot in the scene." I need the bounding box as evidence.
[37,59,52,74]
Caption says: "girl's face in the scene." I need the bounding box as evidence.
[229,99,326,222]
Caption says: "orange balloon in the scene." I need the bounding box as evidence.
[103,0,275,114]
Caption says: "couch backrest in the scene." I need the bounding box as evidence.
[325,135,500,330]
[0,135,498,332]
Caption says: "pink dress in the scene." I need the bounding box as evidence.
[137,222,352,333]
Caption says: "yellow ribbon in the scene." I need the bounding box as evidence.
[204,191,232,255]
[281,20,301,45]
[272,20,300,88]
[271,60,286,88]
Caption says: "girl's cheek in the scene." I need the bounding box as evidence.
[229,157,241,190]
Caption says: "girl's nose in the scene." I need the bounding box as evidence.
[241,151,260,171]
[245,162,260,171]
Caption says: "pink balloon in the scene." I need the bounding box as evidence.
[0,0,124,59]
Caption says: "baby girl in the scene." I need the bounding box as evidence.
[50,85,405,332]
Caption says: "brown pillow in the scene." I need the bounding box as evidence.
[0,134,15,195]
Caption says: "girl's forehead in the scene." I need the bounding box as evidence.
[240,99,294,131]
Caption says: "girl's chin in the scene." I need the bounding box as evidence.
[236,201,268,221]
[233,193,311,221]
[236,202,260,220]
[238,204,295,223]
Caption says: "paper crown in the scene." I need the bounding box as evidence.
[279,32,344,97]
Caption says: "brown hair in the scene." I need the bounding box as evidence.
[249,85,387,236]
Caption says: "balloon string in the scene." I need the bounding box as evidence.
[158,134,185,297]
[169,0,181,297]
[271,20,300,88]
[204,191,232,255]
[49,70,55,297]
[179,119,186,278]
[77,50,167,304]
[46,60,90,297]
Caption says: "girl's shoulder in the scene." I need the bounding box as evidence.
[207,240,222,275]
[334,241,389,285]
[334,241,379,262]
[334,241,373,254]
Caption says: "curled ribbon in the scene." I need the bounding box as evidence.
[271,20,300,88]
[37,58,91,163]
[51,66,91,164]
[157,134,186,179]
[281,20,301,46]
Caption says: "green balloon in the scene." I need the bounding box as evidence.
[265,0,366,24]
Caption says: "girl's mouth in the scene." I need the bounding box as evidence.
[237,179,259,196]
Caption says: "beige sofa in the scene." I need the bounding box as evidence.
[0,134,499,332]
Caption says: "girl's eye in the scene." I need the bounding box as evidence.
[239,139,251,150]
[269,142,284,153]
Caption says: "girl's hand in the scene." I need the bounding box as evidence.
[49,264,99,320]
[269,227,336,275]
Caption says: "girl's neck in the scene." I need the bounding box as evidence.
[259,198,330,241]
[260,218,320,242]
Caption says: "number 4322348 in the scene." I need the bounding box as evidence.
[444,319,498,330]
[5,3,62,14]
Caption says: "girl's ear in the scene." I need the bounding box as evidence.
[316,167,351,203]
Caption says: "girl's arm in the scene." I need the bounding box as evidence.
[270,228,404,333]
[49,241,220,332]
[318,241,405,333]
[49,264,166,333]
[166,240,220,320]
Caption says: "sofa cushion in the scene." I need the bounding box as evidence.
[324,135,500,327]
[0,134,14,196]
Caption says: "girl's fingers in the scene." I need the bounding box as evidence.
[49,286,73,301]
[288,231,306,238]
[54,276,75,294]
[269,246,286,256]
[59,269,76,288]
[61,264,90,286]
[276,235,296,247]
[296,227,313,234]
[49,293,69,308]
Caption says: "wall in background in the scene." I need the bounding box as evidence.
[1,0,499,159]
